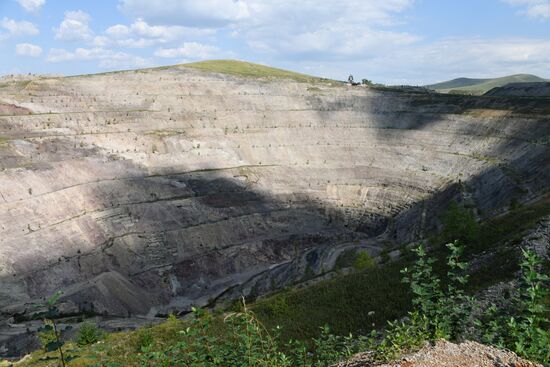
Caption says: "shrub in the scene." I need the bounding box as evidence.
[334,249,357,270]
[380,243,548,365]
[134,302,371,367]
[334,249,376,271]
[36,292,75,366]
[354,252,376,271]
[37,319,57,352]
[376,241,470,360]
[76,322,103,346]
[508,249,549,363]
[441,200,479,245]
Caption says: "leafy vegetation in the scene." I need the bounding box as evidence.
[440,200,479,245]
[36,292,73,366]
[475,249,549,363]
[334,249,376,271]
[372,242,471,360]
[373,244,548,364]
[76,323,103,347]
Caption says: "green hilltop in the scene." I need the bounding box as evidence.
[426,74,548,95]
[183,59,329,83]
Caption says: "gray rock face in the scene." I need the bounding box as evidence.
[0,66,549,349]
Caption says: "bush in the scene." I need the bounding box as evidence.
[370,243,458,360]
[354,252,376,271]
[441,200,479,245]
[334,249,376,271]
[376,241,472,359]
[334,249,357,270]
[475,249,549,365]
[378,243,548,365]
[38,319,57,352]
[76,322,102,346]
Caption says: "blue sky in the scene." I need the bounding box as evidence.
[1,0,549,84]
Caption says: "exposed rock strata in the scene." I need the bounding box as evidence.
[0,66,548,356]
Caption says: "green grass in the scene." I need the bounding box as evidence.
[64,59,340,86]
[253,261,410,343]
[426,74,548,95]
[183,60,331,83]
[4,317,190,367]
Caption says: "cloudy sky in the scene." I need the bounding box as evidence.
[1,0,549,84]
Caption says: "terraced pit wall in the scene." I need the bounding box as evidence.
[0,66,548,341]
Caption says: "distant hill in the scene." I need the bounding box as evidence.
[485,82,550,97]
[426,74,548,95]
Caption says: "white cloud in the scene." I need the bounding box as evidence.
[16,43,42,57]
[119,0,251,27]
[118,0,414,28]
[46,47,153,69]
[103,19,214,48]
[54,10,94,42]
[0,17,39,37]
[301,37,550,85]
[504,0,550,19]
[16,0,45,13]
[259,25,419,59]
[239,1,417,61]
[155,42,219,59]
[119,0,416,62]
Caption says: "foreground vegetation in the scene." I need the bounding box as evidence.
[7,241,547,367]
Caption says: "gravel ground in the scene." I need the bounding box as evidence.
[333,340,542,367]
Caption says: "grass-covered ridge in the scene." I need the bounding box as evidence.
[183,60,331,83]
[426,74,548,95]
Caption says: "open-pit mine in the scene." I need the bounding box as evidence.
[0,61,548,357]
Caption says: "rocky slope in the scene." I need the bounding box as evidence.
[0,62,549,356]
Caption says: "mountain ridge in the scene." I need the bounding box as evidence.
[425,73,548,94]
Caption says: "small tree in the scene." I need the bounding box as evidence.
[36,292,72,366]
[377,242,470,360]
[76,322,103,346]
[507,249,549,363]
